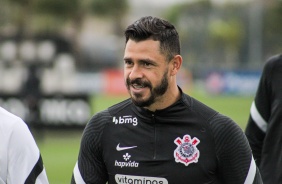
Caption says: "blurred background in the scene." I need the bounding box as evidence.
[0,0,281,183]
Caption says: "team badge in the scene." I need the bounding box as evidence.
[174,134,200,166]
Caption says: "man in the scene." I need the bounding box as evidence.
[245,54,282,184]
[72,16,262,184]
[0,106,49,183]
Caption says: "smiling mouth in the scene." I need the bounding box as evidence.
[132,84,145,89]
[126,78,150,91]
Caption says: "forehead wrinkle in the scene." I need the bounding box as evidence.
[125,39,161,53]
[124,39,165,63]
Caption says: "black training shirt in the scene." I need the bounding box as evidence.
[72,88,262,184]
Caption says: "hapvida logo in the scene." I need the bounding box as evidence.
[115,160,139,168]
[113,116,138,126]
[115,153,139,168]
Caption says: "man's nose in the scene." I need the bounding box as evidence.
[129,65,143,79]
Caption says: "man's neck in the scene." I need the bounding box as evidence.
[146,85,181,112]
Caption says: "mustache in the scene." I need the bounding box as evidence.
[126,78,151,88]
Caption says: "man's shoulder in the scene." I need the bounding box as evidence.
[108,98,132,115]
[87,98,132,125]
[0,107,25,129]
[182,93,218,121]
[0,107,32,146]
[260,54,282,85]
[264,54,282,70]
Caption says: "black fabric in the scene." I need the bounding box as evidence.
[25,154,44,184]
[74,88,262,183]
[245,54,282,184]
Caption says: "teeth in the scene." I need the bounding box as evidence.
[133,84,143,89]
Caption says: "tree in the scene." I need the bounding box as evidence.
[89,0,129,36]
[263,1,282,57]
[1,0,129,37]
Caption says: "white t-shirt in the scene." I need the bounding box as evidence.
[0,107,49,184]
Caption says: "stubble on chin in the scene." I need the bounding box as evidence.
[130,90,156,107]
[126,70,169,108]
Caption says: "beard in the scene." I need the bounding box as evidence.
[126,70,169,107]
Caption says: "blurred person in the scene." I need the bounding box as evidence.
[0,106,49,183]
[71,16,262,184]
[245,54,282,184]
[22,64,41,127]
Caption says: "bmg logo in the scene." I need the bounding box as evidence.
[113,115,138,126]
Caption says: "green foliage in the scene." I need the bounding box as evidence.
[163,1,282,70]
[264,2,282,54]
[8,0,30,6]
[89,0,129,17]
[165,0,212,26]
[2,0,129,35]
[208,19,244,49]
[34,0,80,16]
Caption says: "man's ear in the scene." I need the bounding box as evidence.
[171,55,182,76]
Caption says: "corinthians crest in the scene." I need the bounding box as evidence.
[174,134,200,166]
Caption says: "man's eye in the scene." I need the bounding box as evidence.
[143,62,152,67]
[125,60,132,65]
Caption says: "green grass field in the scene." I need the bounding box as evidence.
[37,91,254,183]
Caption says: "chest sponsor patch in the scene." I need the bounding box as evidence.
[115,153,139,168]
[115,174,168,184]
[113,115,138,126]
[174,134,200,166]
